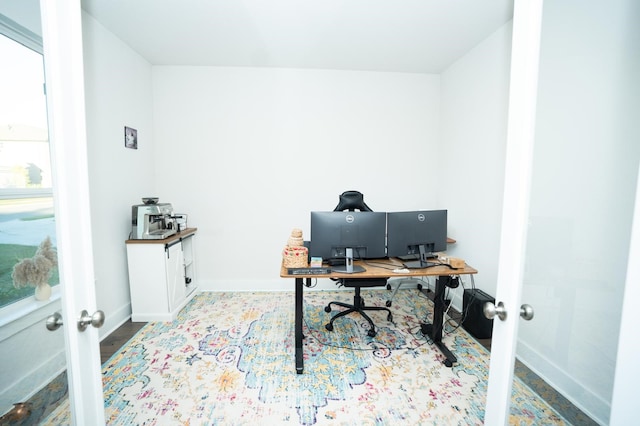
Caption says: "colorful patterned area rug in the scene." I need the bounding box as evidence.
[44,290,567,425]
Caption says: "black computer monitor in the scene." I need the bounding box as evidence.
[387,210,447,269]
[310,211,387,273]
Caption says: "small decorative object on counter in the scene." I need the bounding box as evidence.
[282,228,308,268]
[287,228,304,247]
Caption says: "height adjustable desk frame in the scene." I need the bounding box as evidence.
[280,260,478,374]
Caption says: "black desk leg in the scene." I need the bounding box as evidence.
[421,275,457,367]
[295,277,304,374]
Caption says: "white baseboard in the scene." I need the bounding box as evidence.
[99,302,132,341]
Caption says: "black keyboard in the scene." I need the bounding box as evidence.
[287,267,332,275]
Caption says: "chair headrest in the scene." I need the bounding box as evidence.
[333,190,373,212]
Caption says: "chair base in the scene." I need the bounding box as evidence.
[385,277,425,307]
[324,287,393,337]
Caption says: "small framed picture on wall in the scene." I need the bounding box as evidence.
[124,126,138,149]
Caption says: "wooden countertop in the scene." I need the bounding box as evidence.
[126,227,197,244]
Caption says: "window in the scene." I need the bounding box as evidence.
[0,18,58,309]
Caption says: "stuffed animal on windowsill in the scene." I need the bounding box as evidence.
[11,236,58,301]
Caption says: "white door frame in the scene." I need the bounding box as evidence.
[40,0,105,423]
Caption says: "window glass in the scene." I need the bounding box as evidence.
[0,32,58,308]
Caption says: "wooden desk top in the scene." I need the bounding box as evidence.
[126,227,198,244]
[280,258,477,279]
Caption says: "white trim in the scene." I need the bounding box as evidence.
[0,13,42,53]
[98,302,132,341]
[0,286,61,340]
[0,188,54,199]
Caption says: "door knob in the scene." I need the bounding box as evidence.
[483,301,507,321]
[77,310,105,331]
[483,302,535,322]
[520,304,534,320]
[46,312,63,331]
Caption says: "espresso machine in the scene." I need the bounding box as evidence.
[130,198,178,240]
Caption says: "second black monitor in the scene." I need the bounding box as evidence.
[387,210,448,268]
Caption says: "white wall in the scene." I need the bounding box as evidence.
[439,22,513,307]
[151,66,442,291]
[82,12,155,335]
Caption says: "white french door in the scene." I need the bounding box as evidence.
[484,0,638,424]
[483,0,544,422]
[41,0,105,423]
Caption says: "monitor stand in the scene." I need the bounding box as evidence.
[403,244,437,269]
[403,260,438,269]
[397,253,438,261]
[331,248,365,273]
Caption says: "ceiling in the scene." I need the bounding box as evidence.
[81,0,513,74]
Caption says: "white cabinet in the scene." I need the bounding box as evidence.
[126,229,198,321]
[165,241,185,312]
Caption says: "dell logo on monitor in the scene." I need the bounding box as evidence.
[417,213,426,222]
[345,214,355,223]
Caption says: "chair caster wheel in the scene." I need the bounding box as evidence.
[444,359,453,368]
[386,284,391,290]
[417,283,423,290]
[367,329,376,337]
[385,300,392,307]
[325,323,334,331]
[387,313,393,322]
[324,306,332,313]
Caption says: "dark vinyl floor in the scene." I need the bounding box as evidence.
[101,320,146,364]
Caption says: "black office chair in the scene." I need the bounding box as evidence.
[324,191,392,337]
